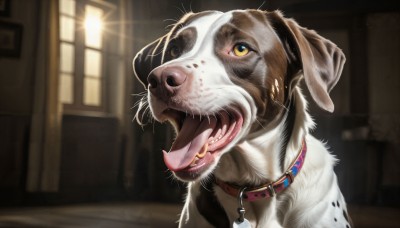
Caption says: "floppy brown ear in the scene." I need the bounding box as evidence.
[133,35,168,88]
[267,11,346,112]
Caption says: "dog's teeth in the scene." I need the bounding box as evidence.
[209,134,223,145]
[190,157,199,167]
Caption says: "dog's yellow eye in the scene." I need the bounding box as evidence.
[170,46,180,58]
[233,44,250,57]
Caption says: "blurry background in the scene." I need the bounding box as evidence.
[0,0,399,227]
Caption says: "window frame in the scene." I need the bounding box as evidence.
[59,0,115,114]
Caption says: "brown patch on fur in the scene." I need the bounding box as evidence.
[196,182,229,228]
[134,35,168,86]
[214,10,294,132]
[262,41,289,125]
[230,11,256,29]
[163,27,197,63]
[265,10,345,112]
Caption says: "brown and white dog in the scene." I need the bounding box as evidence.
[133,9,352,228]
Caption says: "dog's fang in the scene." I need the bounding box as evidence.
[196,143,208,158]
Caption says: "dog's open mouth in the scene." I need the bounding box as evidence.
[162,109,243,179]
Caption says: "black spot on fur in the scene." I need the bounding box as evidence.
[334,218,337,222]
[332,202,336,207]
[343,209,349,222]
[337,200,340,208]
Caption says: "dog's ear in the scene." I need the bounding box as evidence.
[267,11,346,112]
[133,35,168,88]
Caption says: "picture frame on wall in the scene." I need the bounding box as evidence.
[0,0,11,17]
[0,21,22,58]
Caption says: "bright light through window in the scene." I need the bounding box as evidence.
[84,5,103,48]
[59,1,107,110]
[85,16,102,32]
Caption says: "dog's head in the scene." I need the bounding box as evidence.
[133,10,345,181]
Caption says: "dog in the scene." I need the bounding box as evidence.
[133,9,352,228]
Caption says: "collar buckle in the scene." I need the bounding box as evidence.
[285,170,294,183]
[267,184,276,197]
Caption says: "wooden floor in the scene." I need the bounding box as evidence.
[0,203,181,228]
[0,202,398,227]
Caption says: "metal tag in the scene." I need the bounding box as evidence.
[233,218,251,228]
[233,187,251,228]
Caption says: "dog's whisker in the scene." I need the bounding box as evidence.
[258,1,267,10]
[181,2,188,14]
[132,95,153,126]
[165,24,175,31]
[199,178,213,192]
[148,51,163,57]
[255,119,266,130]
[189,1,193,13]
[272,99,289,111]
[174,5,186,16]
[131,91,147,97]
[131,100,145,110]
[163,18,178,23]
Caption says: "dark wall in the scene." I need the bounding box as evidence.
[0,115,123,205]
[0,115,30,205]
[0,0,39,205]
[58,115,121,203]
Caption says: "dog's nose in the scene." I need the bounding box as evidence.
[148,67,187,97]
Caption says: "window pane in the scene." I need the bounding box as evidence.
[84,78,101,106]
[84,5,103,48]
[59,0,75,16]
[60,43,74,73]
[60,15,75,42]
[59,73,74,104]
[84,49,101,77]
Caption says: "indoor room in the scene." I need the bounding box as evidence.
[0,0,399,227]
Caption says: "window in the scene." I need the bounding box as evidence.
[59,0,110,112]
[59,0,75,105]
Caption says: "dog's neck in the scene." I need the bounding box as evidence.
[214,88,313,186]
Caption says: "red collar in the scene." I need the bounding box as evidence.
[215,139,307,202]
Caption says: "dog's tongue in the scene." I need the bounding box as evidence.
[163,116,217,171]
